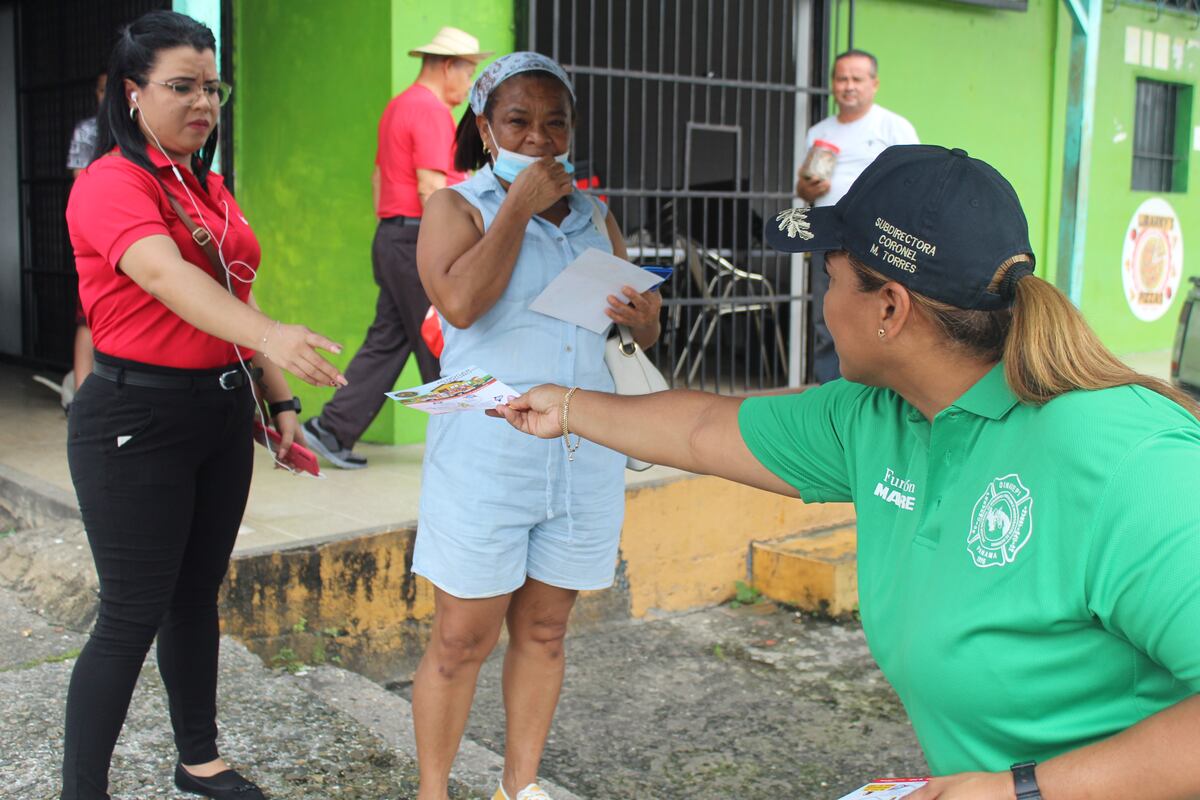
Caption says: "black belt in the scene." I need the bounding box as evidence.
[92,362,262,391]
[381,215,421,227]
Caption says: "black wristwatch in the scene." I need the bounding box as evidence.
[1010,761,1042,800]
[267,396,301,417]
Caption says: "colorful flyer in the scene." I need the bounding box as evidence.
[834,778,929,799]
[386,366,518,415]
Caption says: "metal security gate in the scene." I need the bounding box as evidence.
[526,0,827,391]
[15,0,169,367]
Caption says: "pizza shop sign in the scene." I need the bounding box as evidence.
[1122,198,1184,322]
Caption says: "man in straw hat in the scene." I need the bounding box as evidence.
[304,27,491,469]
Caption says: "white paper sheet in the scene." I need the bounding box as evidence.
[834,778,928,799]
[528,247,662,334]
[386,366,518,415]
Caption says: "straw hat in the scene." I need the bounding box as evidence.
[408,26,493,62]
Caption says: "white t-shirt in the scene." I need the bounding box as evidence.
[804,104,919,206]
[67,117,98,171]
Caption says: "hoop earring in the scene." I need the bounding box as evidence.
[129,106,137,121]
[877,328,886,339]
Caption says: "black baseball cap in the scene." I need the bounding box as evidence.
[766,144,1034,310]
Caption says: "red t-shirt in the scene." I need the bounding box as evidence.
[66,147,261,369]
[375,83,466,219]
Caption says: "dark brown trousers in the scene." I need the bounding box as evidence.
[318,219,440,447]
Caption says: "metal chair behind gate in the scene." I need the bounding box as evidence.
[671,241,788,385]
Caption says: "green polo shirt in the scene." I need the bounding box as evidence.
[739,363,1200,775]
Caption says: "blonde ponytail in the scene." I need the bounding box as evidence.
[1003,272,1200,418]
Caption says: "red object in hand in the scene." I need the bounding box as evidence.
[421,305,444,358]
[253,420,321,476]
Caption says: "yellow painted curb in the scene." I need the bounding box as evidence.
[751,526,858,616]
[619,476,854,616]
[220,474,856,679]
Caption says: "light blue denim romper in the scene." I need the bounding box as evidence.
[412,166,627,599]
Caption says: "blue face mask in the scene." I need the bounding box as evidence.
[488,125,574,183]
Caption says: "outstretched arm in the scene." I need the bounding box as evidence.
[119,235,346,388]
[494,384,798,496]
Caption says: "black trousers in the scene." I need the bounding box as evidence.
[318,219,441,448]
[61,357,254,800]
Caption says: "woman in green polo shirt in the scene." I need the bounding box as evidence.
[494,145,1200,799]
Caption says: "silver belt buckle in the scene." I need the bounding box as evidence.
[218,370,239,390]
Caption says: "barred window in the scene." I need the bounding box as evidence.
[1132,78,1192,193]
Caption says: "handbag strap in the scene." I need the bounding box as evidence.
[587,194,638,355]
[587,194,607,238]
[156,179,230,294]
[613,323,637,355]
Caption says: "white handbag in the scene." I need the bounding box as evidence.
[605,324,669,471]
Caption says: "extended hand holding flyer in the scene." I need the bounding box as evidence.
[834,778,929,799]
[386,366,518,415]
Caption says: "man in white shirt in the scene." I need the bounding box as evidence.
[797,49,918,382]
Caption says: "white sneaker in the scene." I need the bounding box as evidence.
[492,782,552,800]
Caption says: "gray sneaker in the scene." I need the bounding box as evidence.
[302,418,368,470]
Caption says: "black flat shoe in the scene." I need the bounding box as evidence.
[174,763,266,798]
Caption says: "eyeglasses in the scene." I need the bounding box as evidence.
[148,79,233,107]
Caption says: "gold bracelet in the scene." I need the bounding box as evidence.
[560,386,581,461]
[260,320,280,354]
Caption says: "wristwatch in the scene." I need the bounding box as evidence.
[268,396,302,417]
[1010,761,1042,800]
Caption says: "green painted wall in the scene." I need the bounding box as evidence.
[838,0,1062,283]
[234,0,394,442]
[234,1,514,445]
[1079,3,1200,353]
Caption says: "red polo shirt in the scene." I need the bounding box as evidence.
[66,147,260,369]
[375,83,466,219]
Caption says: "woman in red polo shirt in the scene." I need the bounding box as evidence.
[61,11,345,800]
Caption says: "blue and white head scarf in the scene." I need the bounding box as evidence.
[468,51,576,116]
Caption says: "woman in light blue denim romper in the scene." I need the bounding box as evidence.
[411,53,662,800]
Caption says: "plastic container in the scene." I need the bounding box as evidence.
[800,139,840,182]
